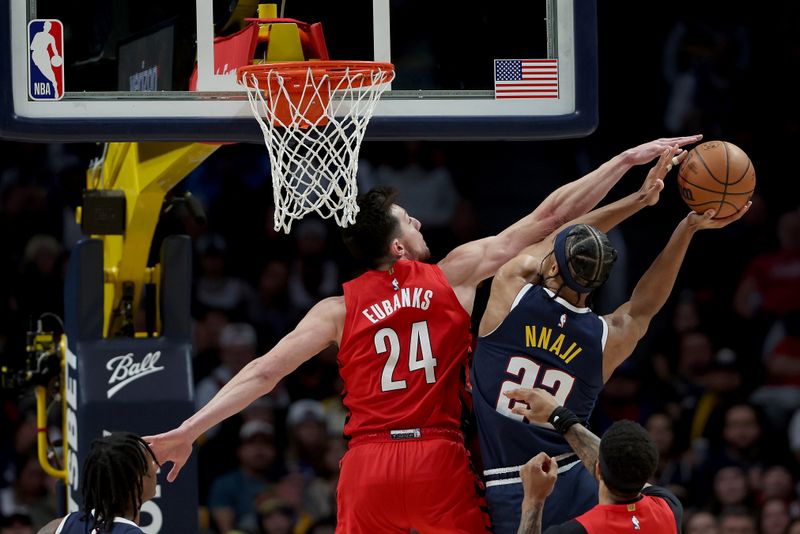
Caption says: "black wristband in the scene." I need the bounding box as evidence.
[548,406,581,434]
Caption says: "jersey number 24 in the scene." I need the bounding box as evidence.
[374,321,438,392]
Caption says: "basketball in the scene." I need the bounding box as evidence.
[677,141,756,218]
[51,54,62,67]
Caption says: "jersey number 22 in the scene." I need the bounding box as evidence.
[496,356,575,420]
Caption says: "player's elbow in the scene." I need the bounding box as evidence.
[251,353,281,392]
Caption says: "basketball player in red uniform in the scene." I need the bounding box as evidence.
[145,135,702,533]
[510,388,682,534]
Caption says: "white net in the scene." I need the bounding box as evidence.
[240,62,394,233]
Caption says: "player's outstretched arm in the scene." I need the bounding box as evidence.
[601,205,751,381]
[144,297,344,482]
[439,136,702,294]
[478,146,684,336]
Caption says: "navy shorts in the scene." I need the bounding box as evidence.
[485,456,598,533]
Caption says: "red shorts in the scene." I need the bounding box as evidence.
[336,429,490,533]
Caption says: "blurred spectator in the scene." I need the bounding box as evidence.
[685,348,745,449]
[192,308,231,382]
[661,11,752,137]
[734,211,800,321]
[709,465,752,513]
[359,142,460,229]
[759,498,790,534]
[685,510,719,534]
[194,233,256,318]
[249,259,300,348]
[718,404,763,468]
[16,235,65,320]
[646,412,692,500]
[305,438,345,520]
[751,312,800,427]
[718,506,757,534]
[256,498,295,534]
[196,323,258,413]
[287,220,338,312]
[0,513,34,534]
[208,421,282,534]
[0,453,55,529]
[694,404,764,506]
[285,400,328,477]
[306,516,336,534]
[788,520,800,534]
[759,465,795,503]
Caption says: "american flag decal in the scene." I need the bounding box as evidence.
[494,59,559,99]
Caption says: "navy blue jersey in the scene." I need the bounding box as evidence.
[56,512,144,534]
[472,284,607,471]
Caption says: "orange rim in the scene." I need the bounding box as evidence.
[237,61,395,89]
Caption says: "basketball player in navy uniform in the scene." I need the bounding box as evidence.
[509,387,683,534]
[471,148,750,532]
[37,433,158,534]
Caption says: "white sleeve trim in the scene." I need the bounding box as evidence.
[481,283,534,338]
[599,316,609,350]
[511,283,533,311]
[54,515,69,534]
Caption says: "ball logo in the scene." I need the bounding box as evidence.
[106,351,165,399]
[28,19,64,100]
[680,186,695,201]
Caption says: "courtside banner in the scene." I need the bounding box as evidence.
[28,19,64,100]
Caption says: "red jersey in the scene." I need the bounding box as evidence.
[574,494,678,534]
[339,260,471,437]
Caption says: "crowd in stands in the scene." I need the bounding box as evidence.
[3,2,800,533]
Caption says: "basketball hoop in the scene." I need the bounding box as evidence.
[237,61,395,232]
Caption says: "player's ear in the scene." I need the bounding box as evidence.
[389,238,404,258]
[548,257,559,277]
[594,461,602,481]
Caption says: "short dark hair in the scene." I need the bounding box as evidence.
[563,224,617,291]
[599,420,658,497]
[81,432,157,531]
[341,187,400,268]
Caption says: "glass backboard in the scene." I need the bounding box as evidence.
[0,0,597,142]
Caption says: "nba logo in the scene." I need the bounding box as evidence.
[28,19,64,100]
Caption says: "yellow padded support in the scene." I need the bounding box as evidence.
[265,23,305,62]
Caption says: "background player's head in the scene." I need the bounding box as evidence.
[342,187,429,268]
[596,420,658,500]
[81,432,159,529]
[541,224,617,299]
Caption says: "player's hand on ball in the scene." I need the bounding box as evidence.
[505,387,560,424]
[623,134,702,166]
[639,145,687,206]
[686,201,751,232]
[521,452,558,503]
[143,428,194,482]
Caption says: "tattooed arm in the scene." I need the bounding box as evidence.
[506,387,601,477]
[518,502,545,534]
[517,453,557,534]
[563,423,601,478]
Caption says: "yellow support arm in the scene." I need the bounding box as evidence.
[87,142,219,337]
